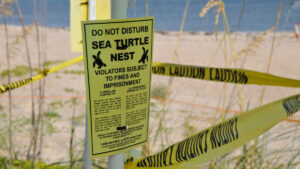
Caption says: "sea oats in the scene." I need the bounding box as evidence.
[199,0,220,18]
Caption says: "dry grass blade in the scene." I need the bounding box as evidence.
[0,0,13,16]
[259,0,284,106]
[199,0,225,41]
[214,7,221,38]
[7,23,36,57]
[199,0,220,18]
[31,0,44,166]
[236,27,274,58]
[1,1,14,166]
[13,0,37,161]
[151,0,191,152]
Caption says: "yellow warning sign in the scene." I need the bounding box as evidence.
[81,17,154,157]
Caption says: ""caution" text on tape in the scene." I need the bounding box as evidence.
[125,94,300,169]
[1,56,300,95]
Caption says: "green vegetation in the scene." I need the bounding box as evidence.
[43,111,61,118]
[0,157,70,169]
[1,65,31,77]
[0,104,3,111]
[43,60,64,67]
[64,88,75,93]
[49,100,63,110]
[151,84,168,99]
[63,70,84,75]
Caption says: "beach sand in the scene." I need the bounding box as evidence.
[0,26,299,163]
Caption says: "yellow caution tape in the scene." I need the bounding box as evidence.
[0,56,83,94]
[125,94,300,169]
[1,56,300,94]
[1,57,300,168]
[152,62,300,87]
[0,77,34,94]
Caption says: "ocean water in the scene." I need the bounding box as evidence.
[3,0,300,32]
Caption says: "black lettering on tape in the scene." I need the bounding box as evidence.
[223,122,229,144]
[157,152,161,167]
[146,156,152,167]
[152,66,165,75]
[160,150,164,167]
[181,139,188,161]
[210,117,239,150]
[185,136,192,159]
[0,78,33,93]
[183,137,190,160]
[224,120,231,143]
[218,124,223,146]
[220,123,226,146]
[174,129,209,164]
[170,66,205,79]
[156,153,160,167]
[189,135,197,159]
[137,148,179,168]
[162,147,168,166]
[135,119,238,168]
[204,129,209,153]
[176,139,184,162]
[169,145,174,165]
[234,71,238,83]
[142,158,147,167]
[209,68,248,84]
[283,96,300,116]
[198,131,205,154]
[210,126,217,149]
[153,154,157,167]
[193,134,200,156]
[234,117,239,139]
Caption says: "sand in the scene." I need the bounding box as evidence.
[0,25,299,163]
